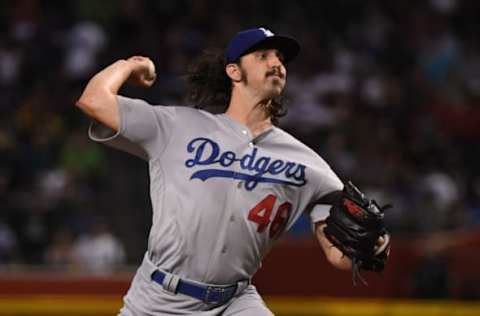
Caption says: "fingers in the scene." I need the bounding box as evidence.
[374,233,390,256]
[127,55,157,87]
[128,56,147,62]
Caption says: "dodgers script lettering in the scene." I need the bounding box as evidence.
[185,137,307,190]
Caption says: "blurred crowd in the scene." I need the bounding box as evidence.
[1,0,480,283]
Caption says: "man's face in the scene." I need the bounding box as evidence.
[238,48,287,99]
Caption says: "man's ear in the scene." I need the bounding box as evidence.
[225,63,242,82]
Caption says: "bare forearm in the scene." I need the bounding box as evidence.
[84,60,134,96]
[315,222,352,270]
[77,57,156,131]
[76,60,135,130]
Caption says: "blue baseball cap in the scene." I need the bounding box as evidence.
[224,27,300,64]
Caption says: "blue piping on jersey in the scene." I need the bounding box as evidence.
[190,169,306,191]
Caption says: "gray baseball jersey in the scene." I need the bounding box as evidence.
[89,95,343,315]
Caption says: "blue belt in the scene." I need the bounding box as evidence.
[151,270,238,305]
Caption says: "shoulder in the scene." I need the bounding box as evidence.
[123,97,219,124]
[117,95,216,118]
[171,106,216,118]
[164,106,224,125]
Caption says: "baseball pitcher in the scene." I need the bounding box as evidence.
[76,27,390,315]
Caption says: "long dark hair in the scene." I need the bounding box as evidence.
[185,49,287,124]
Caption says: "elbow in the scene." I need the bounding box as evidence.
[75,89,113,118]
[75,90,119,131]
[75,97,90,113]
[75,93,97,115]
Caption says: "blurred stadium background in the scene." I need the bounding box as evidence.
[1,0,480,315]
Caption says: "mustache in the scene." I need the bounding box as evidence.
[266,68,285,79]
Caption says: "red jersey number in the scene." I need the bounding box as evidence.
[247,195,292,239]
[247,194,276,233]
[269,201,292,239]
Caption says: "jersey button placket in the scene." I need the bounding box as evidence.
[224,131,251,255]
[237,129,253,190]
[223,133,248,255]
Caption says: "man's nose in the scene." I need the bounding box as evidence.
[269,55,283,68]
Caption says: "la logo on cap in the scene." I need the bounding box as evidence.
[259,27,274,37]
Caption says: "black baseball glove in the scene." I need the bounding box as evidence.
[323,181,391,285]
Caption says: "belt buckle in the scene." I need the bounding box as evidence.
[204,286,225,304]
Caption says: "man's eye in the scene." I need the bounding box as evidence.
[277,54,285,63]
